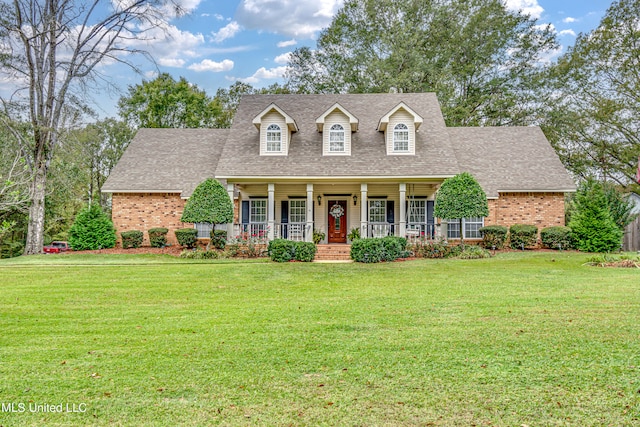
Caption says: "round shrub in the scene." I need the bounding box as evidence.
[350,238,385,263]
[68,204,117,251]
[294,241,317,262]
[540,226,574,250]
[148,228,168,248]
[509,224,538,249]
[268,239,296,262]
[175,228,197,248]
[479,225,508,249]
[121,230,143,249]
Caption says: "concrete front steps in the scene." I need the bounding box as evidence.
[314,244,352,262]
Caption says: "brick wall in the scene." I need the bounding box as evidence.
[111,193,189,246]
[486,192,566,230]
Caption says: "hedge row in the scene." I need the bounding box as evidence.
[350,236,408,263]
[267,239,317,262]
[478,224,575,250]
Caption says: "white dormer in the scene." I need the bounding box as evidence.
[377,102,423,155]
[316,103,358,156]
[253,103,298,156]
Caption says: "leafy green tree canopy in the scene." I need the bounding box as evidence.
[181,178,233,225]
[68,204,117,251]
[118,73,223,129]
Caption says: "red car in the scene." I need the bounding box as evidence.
[43,241,70,254]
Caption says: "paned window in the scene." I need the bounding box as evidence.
[393,123,409,152]
[446,217,485,239]
[250,199,267,223]
[289,200,306,223]
[329,124,345,152]
[266,124,282,152]
[194,223,213,238]
[369,199,387,223]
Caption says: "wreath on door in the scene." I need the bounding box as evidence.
[329,203,345,219]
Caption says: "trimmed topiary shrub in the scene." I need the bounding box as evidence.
[121,230,143,249]
[148,228,168,248]
[350,236,407,263]
[540,226,574,250]
[68,204,117,251]
[175,228,198,248]
[479,225,508,249]
[509,224,538,249]
[294,241,317,262]
[381,236,408,260]
[268,239,296,262]
[211,229,227,249]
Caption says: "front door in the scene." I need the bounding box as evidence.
[327,200,347,243]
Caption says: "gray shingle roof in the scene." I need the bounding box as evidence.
[102,128,228,197]
[215,93,460,178]
[448,127,576,197]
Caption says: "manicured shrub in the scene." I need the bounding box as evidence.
[479,225,508,249]
[457,245,491,259]
[121,230,143,249]
[148,228,168,248]
[381,236,408,260]
[179,249,219,259]
[540,226,574,250]
[211,229,227,249]
[68,204,117,251]
[509,224,538,249]
[350,236,407,263]
[174,228,197,248]
[409,240,462,259]
[294,241,317,262]
[268,239,295,262]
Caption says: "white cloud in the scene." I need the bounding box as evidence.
[503,0,543,19]
[214,13,224,20]
[274,52,292,64]
[277,39,298,48]
[188,59,234,72]
[558,29,576,37]
[563,17,577,23]
[231,66,288,84]
[212,21,241,43]
[158,58,186,67]
[236,0,343,38]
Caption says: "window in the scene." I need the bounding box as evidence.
[446,217,484,239]
[289,200,306,223]
[329,124,345,152]
[194,223,213,238]
[393,123,409,152]
[407,199,426,224]
[266,124,281,152]
[250,199,267,223]
[369,199,387,223]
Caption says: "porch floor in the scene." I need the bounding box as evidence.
[314,244,352,262]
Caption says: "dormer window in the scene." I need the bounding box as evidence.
[266,124,282,152]
[393,124,409,152]
[329,124,345,152]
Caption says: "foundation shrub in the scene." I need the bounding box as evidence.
[121,230,143,249]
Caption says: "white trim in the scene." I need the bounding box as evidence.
[315,102,359,132]
[377,102,424,132]
[252,103,299,132]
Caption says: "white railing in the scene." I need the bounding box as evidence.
[230,223,269,241]
[274,222,309,241]
[364,223,398,238]
[405,223,435,242]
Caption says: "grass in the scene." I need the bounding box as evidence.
[0,252,638,426]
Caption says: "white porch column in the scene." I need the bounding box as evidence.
[268,183,275,240]
[227,183,235,237]
[360,183,368,237]
[399,183,406,238]
[306,183,314,242]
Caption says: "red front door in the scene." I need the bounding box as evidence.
[327,200,347,243]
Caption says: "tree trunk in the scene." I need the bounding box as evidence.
[459,218,465,248]
[24,166,47,255]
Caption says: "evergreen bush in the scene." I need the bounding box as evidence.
[540,226,574,250]
[268,239,296,262]
[350,236,407,263]
[211,229,227,249]
[148,228,168,248]
[509,224,538,249]
[294,241,317,262]
[479,225,508,249]
[121,230,143,249]
[68,204,117,251]
[174,228,197,248]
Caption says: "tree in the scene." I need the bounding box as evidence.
[214,81,291,128]
[568,180,623,253]
[181,178,233,230]
[0,0,183,254]
[118,73,223,129]
[68,203,117,251]
[543,0,640,186]
[434,172,489,244]
[286,0,557,126]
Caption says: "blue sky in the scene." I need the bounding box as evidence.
[98,0,613,117]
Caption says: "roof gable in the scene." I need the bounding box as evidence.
[377,102,424,132]
[252,103,298,132]
[315,103,359,132]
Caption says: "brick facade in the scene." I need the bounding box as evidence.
[486,192,566,229]
[111,193,189,246]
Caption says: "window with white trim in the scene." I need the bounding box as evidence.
[194,223,213,238]
[369,199,387,223]
[393,123,409,152]
[266,124,282,152]
[289,200,306,223]
[329,124,345,152]
[446,217,484,239]
[250,199,267,223]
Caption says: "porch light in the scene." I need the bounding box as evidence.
[353,195,358,206]
[317,195,322,205]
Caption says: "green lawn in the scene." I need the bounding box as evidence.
[0,252,638,426]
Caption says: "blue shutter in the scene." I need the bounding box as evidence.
[241,201,250,224]
[281,200,289,239]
